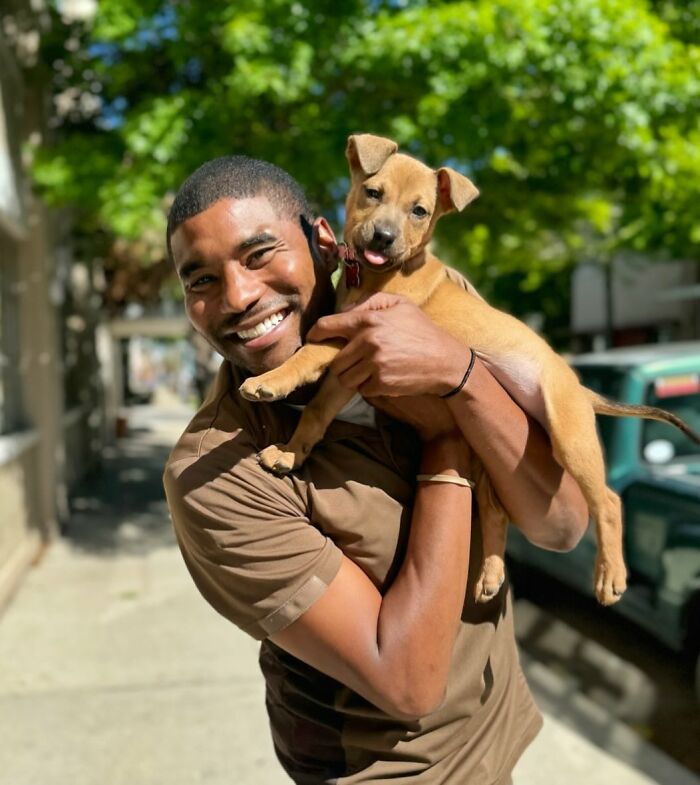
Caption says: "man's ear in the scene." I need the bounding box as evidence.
[346,134,398,179]
[311,216,339,273]
[436,168,479,213]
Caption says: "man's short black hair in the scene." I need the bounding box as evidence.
[166,156,314,259]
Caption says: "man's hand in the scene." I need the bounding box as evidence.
[307,294,469,398]
[309,290,588,550]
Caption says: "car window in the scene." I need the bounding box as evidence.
[574,365,627,461]
[643,376,700,460]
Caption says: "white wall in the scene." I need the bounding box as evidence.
[571,255,697,335]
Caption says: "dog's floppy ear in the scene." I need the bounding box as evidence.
[436,167,479,213]
[346,134,398,178]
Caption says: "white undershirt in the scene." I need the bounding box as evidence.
[285,393,377,429]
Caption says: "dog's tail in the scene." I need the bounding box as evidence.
[585,388,700,444]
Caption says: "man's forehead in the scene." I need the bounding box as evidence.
[171,195,296,260]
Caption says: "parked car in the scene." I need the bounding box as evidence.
[507,341,700,699]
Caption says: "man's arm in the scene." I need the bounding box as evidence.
[271,432,473,721]
[307,294,589,552]
[444,356,588,550]
[167,410,473,721]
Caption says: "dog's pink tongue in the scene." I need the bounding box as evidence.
[363,249,387,266]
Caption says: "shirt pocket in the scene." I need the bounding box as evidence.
[302,438,415,591]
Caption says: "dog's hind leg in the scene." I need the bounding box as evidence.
[258,373,355,474]
[473,468,509,603]
[543,386,627,605]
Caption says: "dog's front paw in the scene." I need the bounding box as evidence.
[594,558,627,606]
[474,556,505,603]
[257,444,300,475]
[239,377,282,402]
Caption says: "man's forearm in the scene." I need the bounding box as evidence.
[446,357,589,551]
[271,433,474,721]
[375,434,472,717]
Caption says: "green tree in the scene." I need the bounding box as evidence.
[13,0,700,336]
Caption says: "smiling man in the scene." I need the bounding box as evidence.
[168,163,336,380]
[163,155,588,785]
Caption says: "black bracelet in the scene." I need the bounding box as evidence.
[440,349,476,399]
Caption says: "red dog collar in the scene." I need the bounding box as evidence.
[338,243,361,288]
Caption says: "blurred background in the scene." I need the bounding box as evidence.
[0,1,699,784]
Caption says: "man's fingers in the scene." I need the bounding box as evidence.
[329,336,369,378]
[329,337,375,389]
[337,360,373,392]
[308,309,377,342]
[308,293,410,341]
[339,292,406,313]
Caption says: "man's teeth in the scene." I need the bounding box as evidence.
[236,311,285,340]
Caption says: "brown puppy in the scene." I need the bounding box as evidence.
[240,134,699,606]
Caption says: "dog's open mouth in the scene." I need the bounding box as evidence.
[356,247,401,271]
[363,249,389,266]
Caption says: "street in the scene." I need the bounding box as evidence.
[511,563,700,773]
[0,404,697,785]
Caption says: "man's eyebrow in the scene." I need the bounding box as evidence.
[178,232,277,279]
[236,231,277,252]
[178,259,204,280]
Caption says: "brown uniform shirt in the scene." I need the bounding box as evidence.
[163,273,542,784]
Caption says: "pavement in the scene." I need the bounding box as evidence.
[0,401,698,785]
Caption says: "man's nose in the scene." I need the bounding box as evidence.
[221,263,264,313]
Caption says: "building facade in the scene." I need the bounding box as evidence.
[571,255,700,350]
[0,18,104,609]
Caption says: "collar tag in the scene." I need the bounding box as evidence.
[345,260,361,288]
[338,244,361,288]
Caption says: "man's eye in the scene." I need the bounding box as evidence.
[411,205,429,218]
[189,275,215,289]
[247,247,274,266]
[365,187,381,201]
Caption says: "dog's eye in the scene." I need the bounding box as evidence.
[364,187,381,201]
[412,205,429,218]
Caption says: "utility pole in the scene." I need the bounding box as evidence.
[602,252,614,348]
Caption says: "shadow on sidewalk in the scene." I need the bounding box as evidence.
[63,406,192,557]
[511,564,700,778]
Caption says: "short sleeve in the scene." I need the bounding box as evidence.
[164,429,343,641]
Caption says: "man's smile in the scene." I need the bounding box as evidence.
[234,309,287,341]
[220,306,295,351]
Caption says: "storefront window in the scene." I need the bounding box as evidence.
[0,235,22,433]
[0,47,26,434]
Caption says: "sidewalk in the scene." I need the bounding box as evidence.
[0,404,697,785]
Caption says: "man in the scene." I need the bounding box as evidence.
[163,156,588,784]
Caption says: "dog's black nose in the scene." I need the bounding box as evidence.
[369,227,396,251]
